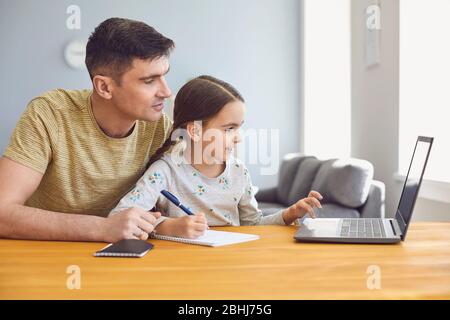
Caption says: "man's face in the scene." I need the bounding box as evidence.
[111,56,172,122]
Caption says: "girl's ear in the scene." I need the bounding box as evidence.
[186,121,202,142]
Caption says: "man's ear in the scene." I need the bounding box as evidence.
[186,121,202,142]
[92,75,114,99]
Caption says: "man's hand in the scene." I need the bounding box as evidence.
[102,207,161,243]
[282,190,323,225]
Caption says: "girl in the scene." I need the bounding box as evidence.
[110,75,322,239]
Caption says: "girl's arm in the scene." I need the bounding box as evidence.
[110,160,208,239]
[238,165,323,226]
[109,160,172,227]
[238,165,286,225]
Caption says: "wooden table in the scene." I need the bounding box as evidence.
[1,223,449,299]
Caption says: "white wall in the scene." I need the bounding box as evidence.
[351,0,450,221]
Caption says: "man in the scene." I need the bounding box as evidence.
[0,18,174,243]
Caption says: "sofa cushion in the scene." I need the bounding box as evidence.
[311,158,374,208]
[314,203,360,218]
[258,202,286,216]
[276,154,305,206]
[287,157,322,206]
[259,202,360,219]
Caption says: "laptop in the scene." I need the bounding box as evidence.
[294,136,433,244]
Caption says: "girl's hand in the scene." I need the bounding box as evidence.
[282,191,323,225]
[171,212,209,239]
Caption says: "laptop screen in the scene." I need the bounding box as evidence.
[395,137,433,239]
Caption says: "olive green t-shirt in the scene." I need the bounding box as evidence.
[3,89,172,217]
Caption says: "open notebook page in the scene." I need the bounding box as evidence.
[151,230,260,247]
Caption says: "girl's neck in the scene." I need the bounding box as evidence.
[192,162,226,179]
[185,148,226,178]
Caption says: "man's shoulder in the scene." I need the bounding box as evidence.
[28,88,92,114]
[138,112,173,137]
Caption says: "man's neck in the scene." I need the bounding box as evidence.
[90,92,136,138]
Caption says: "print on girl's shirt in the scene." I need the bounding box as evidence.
[218,177,230,190]
[194,184,206,196]
[148,172,163,184]
[129,188,141,202]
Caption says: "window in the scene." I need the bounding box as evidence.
[399,0,450,183]
[303,0,351,159]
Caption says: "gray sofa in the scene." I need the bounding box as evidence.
[255,153,385,219]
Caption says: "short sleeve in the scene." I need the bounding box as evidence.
[3,98,58,174]
[109,159,172,216]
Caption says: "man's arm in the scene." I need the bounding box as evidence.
[0,157,160,242]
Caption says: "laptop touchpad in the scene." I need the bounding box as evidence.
[297,218,340,238]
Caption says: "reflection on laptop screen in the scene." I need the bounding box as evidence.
[396,138,432,235]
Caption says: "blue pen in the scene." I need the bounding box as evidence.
[160,190,194,215]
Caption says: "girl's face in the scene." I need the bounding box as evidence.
[196,100,245,164]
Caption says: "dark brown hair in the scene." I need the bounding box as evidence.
[85,17,175,84]
[147,75,244,169]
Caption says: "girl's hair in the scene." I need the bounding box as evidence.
[146,75,244,169]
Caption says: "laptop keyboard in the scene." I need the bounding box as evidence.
[340,219,386,238]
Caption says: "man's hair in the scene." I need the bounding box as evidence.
[85,17,175,84]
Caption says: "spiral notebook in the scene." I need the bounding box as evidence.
[150,230,259,247]
[94,239,154,257]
